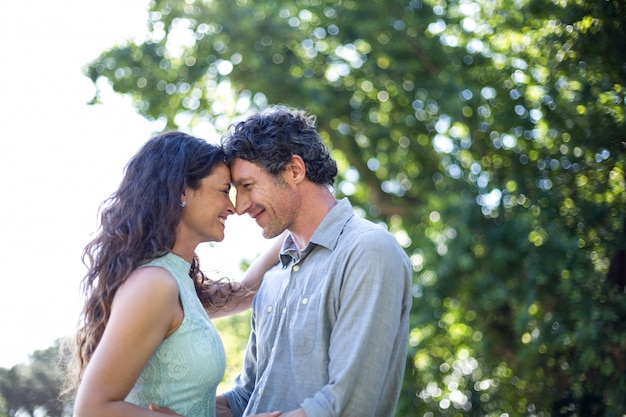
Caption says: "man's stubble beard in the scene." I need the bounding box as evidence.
[261,184,301,240]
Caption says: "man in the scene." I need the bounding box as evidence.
[217,106,413,417]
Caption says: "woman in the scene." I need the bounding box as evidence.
[70,132,281,417]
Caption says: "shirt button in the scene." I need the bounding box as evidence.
[302,298,308,305]
[293,265,300,272]
[282,308,287,314]
[267,306,273,313]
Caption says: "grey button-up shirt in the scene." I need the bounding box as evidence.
[224,198,412,417]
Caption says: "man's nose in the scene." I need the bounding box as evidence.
[234,194,251,216]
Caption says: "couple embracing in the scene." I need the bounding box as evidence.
[70,106,412,417]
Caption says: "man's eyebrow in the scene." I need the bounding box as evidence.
[232,176,254,186]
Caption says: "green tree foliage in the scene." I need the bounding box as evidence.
[0,342,66,417]
[85,0,626,415]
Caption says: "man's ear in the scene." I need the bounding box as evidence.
[286,155,306,183]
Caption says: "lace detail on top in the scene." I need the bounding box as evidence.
[126,253,226,417]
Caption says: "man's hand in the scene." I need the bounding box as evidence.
[214,395,282,417]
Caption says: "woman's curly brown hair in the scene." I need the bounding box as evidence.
[68,131,245,392]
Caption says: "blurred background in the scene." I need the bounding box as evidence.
[0,0,270,402]
[1,0,624,416]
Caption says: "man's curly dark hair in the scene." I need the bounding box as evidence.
[221,105,338,187]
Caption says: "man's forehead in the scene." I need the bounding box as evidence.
[230,159,263,183]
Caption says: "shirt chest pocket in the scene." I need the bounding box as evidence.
[289,293,321,355]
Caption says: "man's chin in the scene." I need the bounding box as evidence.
[262,227,284,240]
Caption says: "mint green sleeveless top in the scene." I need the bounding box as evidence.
[126,253,226,417]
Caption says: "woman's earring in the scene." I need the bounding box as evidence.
[181,201,187,208]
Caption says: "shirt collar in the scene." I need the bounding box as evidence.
[279,198,354,267]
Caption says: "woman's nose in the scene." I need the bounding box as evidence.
[226,194,236,215]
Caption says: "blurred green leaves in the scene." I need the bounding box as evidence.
[0,342,66,417]
[85,0,626,415]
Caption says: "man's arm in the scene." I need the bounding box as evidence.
[218,304,262,417]
[216,395,235,417]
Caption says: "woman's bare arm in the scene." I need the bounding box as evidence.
[73,267,183,417]
[209,232,286,318]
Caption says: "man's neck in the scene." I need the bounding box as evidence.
[289,185,337,251]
